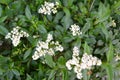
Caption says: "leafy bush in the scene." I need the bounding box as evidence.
[0,0,120,80]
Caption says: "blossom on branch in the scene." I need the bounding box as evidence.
[5,26,29,47]
[38,1,59,15]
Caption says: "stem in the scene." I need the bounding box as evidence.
[89,0,96,11]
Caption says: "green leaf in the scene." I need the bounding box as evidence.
[25,5,32,20]
[57,56,66,68]
[53,11,64,23]
[61,15,73,30]
[97,40,104,46]
[12,69,20,76]
[62,0,68,6]
[58,56,65,64]
[112,1,120,10]
[81,19,91,34]
[47,15,53,21]
[104,63,113,80]
[0,5,2,17]
[82,69,88,80]
[27,36,37,46]
[84,42,90,54]
[0,0,12,5]
[78,2,88,14]
[0,16,7,23]
[61,15,69,29]
[63,36,74,43]
[38,24,47,34]
[0,55,9,64]
[107,65,113,80]
[68,0,74,7]
[63,7,70,16]
[45,54,55,68]
[48,70,56,80]
[95,3,110,24]
[23,48,32,60]
[26,74,33,80]
[0,25,8,36]
[115,10,120,15]
[106,43,114,62]
[0,69,4,75]
[73,37,81,47]
[101,23,109,41]
[55,25,64,33]
[62,70,68,80]
[54,30,62,39]
[114,68,120,80]
[6,70,14,80]
[112,1,120,15]
[61,7,73,29]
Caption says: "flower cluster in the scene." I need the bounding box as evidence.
[66,46,82,79]
[5,26,29,47]
[70,24,82,36]
[32,33,64,60]
[80,53,102,70]
[38,1,59,15]
[66,47,102,79]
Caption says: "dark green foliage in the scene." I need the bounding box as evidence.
[0,0,120,80]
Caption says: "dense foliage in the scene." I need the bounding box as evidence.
[0,0,120,80]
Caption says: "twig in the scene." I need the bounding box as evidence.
[89,0,96,11]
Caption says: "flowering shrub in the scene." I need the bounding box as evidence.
[0,0,120,80]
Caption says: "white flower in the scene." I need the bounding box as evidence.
[33,41,48,59]
[55,45,64,52]
[112,20,116,27]
[21,31,29,37]
[87,60,93,68]
[71,57,79,65]
[55,2,59,6]
[47,48,54,56]
[80,63,87,69]
[39,50,46,57]
[54,41,64,52]
[74,65,82,73]
[46,33,53,42]
[32,34,63,60]
[50,41,55,45]
[115,55,120,61]
[32,52,40,60]
[55,41,59,45]
[52,8,57,14]
[91,57,98,65]
[32,48,47,60]
[5,33,11,39]
[73,46,79,56]
[70,24,82,36]
[76,73,83,79]
[66,48,102,79]
[66,60,72,70]
[5,26,29,47]
[81,53,89,63]
[39,41,49,49]
[38,1,59,15]
[36,47,42,52]
[66,46,82,79]
[81,53,102,69]
[96,60,102,66]
[12,37,20,47]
